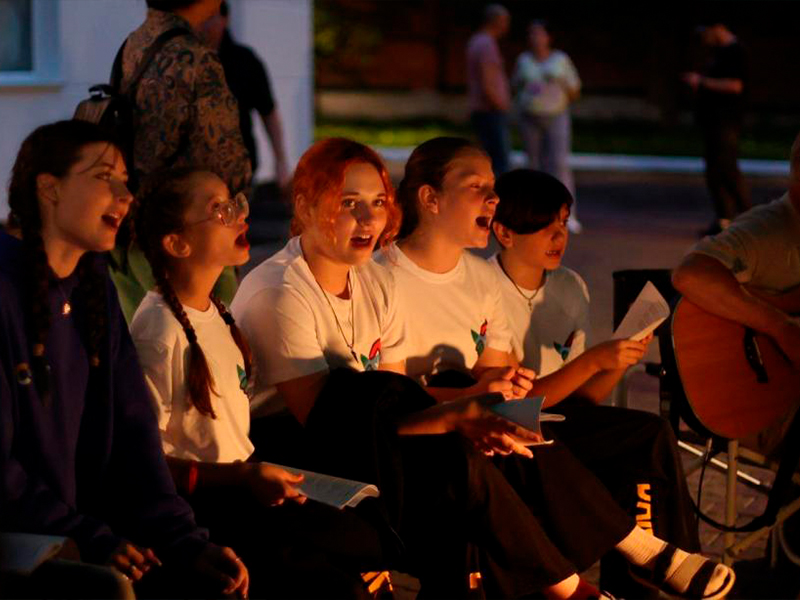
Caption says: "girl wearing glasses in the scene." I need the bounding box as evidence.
[0,121,248,597]
[129,167,388,599]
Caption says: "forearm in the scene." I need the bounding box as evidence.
[166,456,248,494]
[673,254,789,337]
[261,110,288,165]
[530,353,602,408]
[574,368,626,404]
[396,402,457,435]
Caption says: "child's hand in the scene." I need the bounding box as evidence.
[247,463,306,507]
[106,540,162,581]
[193,543,249,599]
[450,394,542,458]
[587,340,647,372]
[471,366,536,400]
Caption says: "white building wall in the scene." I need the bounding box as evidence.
[0,0,313,220]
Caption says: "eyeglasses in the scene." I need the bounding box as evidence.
[184,192,249,228]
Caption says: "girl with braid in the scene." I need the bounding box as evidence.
[130,167,387,599]
[0,120,248,597]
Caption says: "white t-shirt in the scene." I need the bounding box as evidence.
[130,291,254,463]
[512,49,581,117]
[488,255,590,377]
[376,244,513,384]
[230,237,408,415]
[691,193,800,294]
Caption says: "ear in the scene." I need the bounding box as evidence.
[36,173,60,206]
[294,193,313,226]
[417,184,440,216]
[492,221,514,249]
[162,233,192,259]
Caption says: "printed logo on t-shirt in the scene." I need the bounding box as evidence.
[471,320,488,356]
[360,339,381,371]
[553,331,576,362]
[237,364,248,391]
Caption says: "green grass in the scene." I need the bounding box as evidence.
[315,117,793,160]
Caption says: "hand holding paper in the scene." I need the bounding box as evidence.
[612,281,670,341]
[489,396,564,446]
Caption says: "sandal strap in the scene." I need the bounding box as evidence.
[686,560,722,599]
[650,543,679,584]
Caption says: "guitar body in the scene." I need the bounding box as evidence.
[671,298,800,439]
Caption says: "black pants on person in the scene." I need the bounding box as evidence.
[701,117,750,221]
[546,398,700,597]
[189,487,386,599]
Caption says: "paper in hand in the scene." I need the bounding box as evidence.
[490,396,558,446]
[612,281,670,341]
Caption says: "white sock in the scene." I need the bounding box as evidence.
[616,527,731,596]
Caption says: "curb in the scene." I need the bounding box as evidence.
[374,146,790,177]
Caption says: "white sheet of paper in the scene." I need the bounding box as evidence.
[612,281,670,341]
[264,463,379,509]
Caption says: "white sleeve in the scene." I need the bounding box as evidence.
[692,226,759,285]
[237,285,329,385]
[132,338,178,456]
[565,275,590,363]
[486,270,514,354]
[378,271,408,365]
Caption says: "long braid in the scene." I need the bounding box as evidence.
[134,167,222,419]
[150,255,219,419]
[19,216,53,401]
[8,120,121,402]
[210,296,252,380]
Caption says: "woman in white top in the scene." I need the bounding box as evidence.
[512,19,582,232]
[381,136,734,600]
[231,138,630,600]
[130,167,387,599]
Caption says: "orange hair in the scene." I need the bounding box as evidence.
[290,138,400,247]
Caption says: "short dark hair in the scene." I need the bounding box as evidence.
[493,169,573,234]
[146,0,202,12]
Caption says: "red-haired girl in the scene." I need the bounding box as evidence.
[231,137,636,599]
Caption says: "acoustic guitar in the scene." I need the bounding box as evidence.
[671,297,800,440]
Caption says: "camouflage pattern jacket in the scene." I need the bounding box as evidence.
[121,9,252,195]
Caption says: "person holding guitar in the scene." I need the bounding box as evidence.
[672,131,800,453]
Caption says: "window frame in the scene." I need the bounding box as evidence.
[0,0,61,88]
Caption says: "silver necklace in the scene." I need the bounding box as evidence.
[317,272,358,363]
[497,255,543,311]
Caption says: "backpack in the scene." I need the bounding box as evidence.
[73,27,189,194]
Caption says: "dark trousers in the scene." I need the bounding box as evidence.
[251,413,625,597]
[189,487,386,599]
[701,118,750,221]
[549,398,700,596]
[471,111,511,175]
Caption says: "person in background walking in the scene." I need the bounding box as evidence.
[512,20,583,234]
[466,4,512,176]
[202,1,291,194]
[682,19,749,236]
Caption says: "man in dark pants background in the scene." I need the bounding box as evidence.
[466,4,512,175]
[683,20,750,236]
[203,1,291,194]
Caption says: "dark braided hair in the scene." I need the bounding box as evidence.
[7,120,119,399]
[396,137,484,240]
[134,168,252,418]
